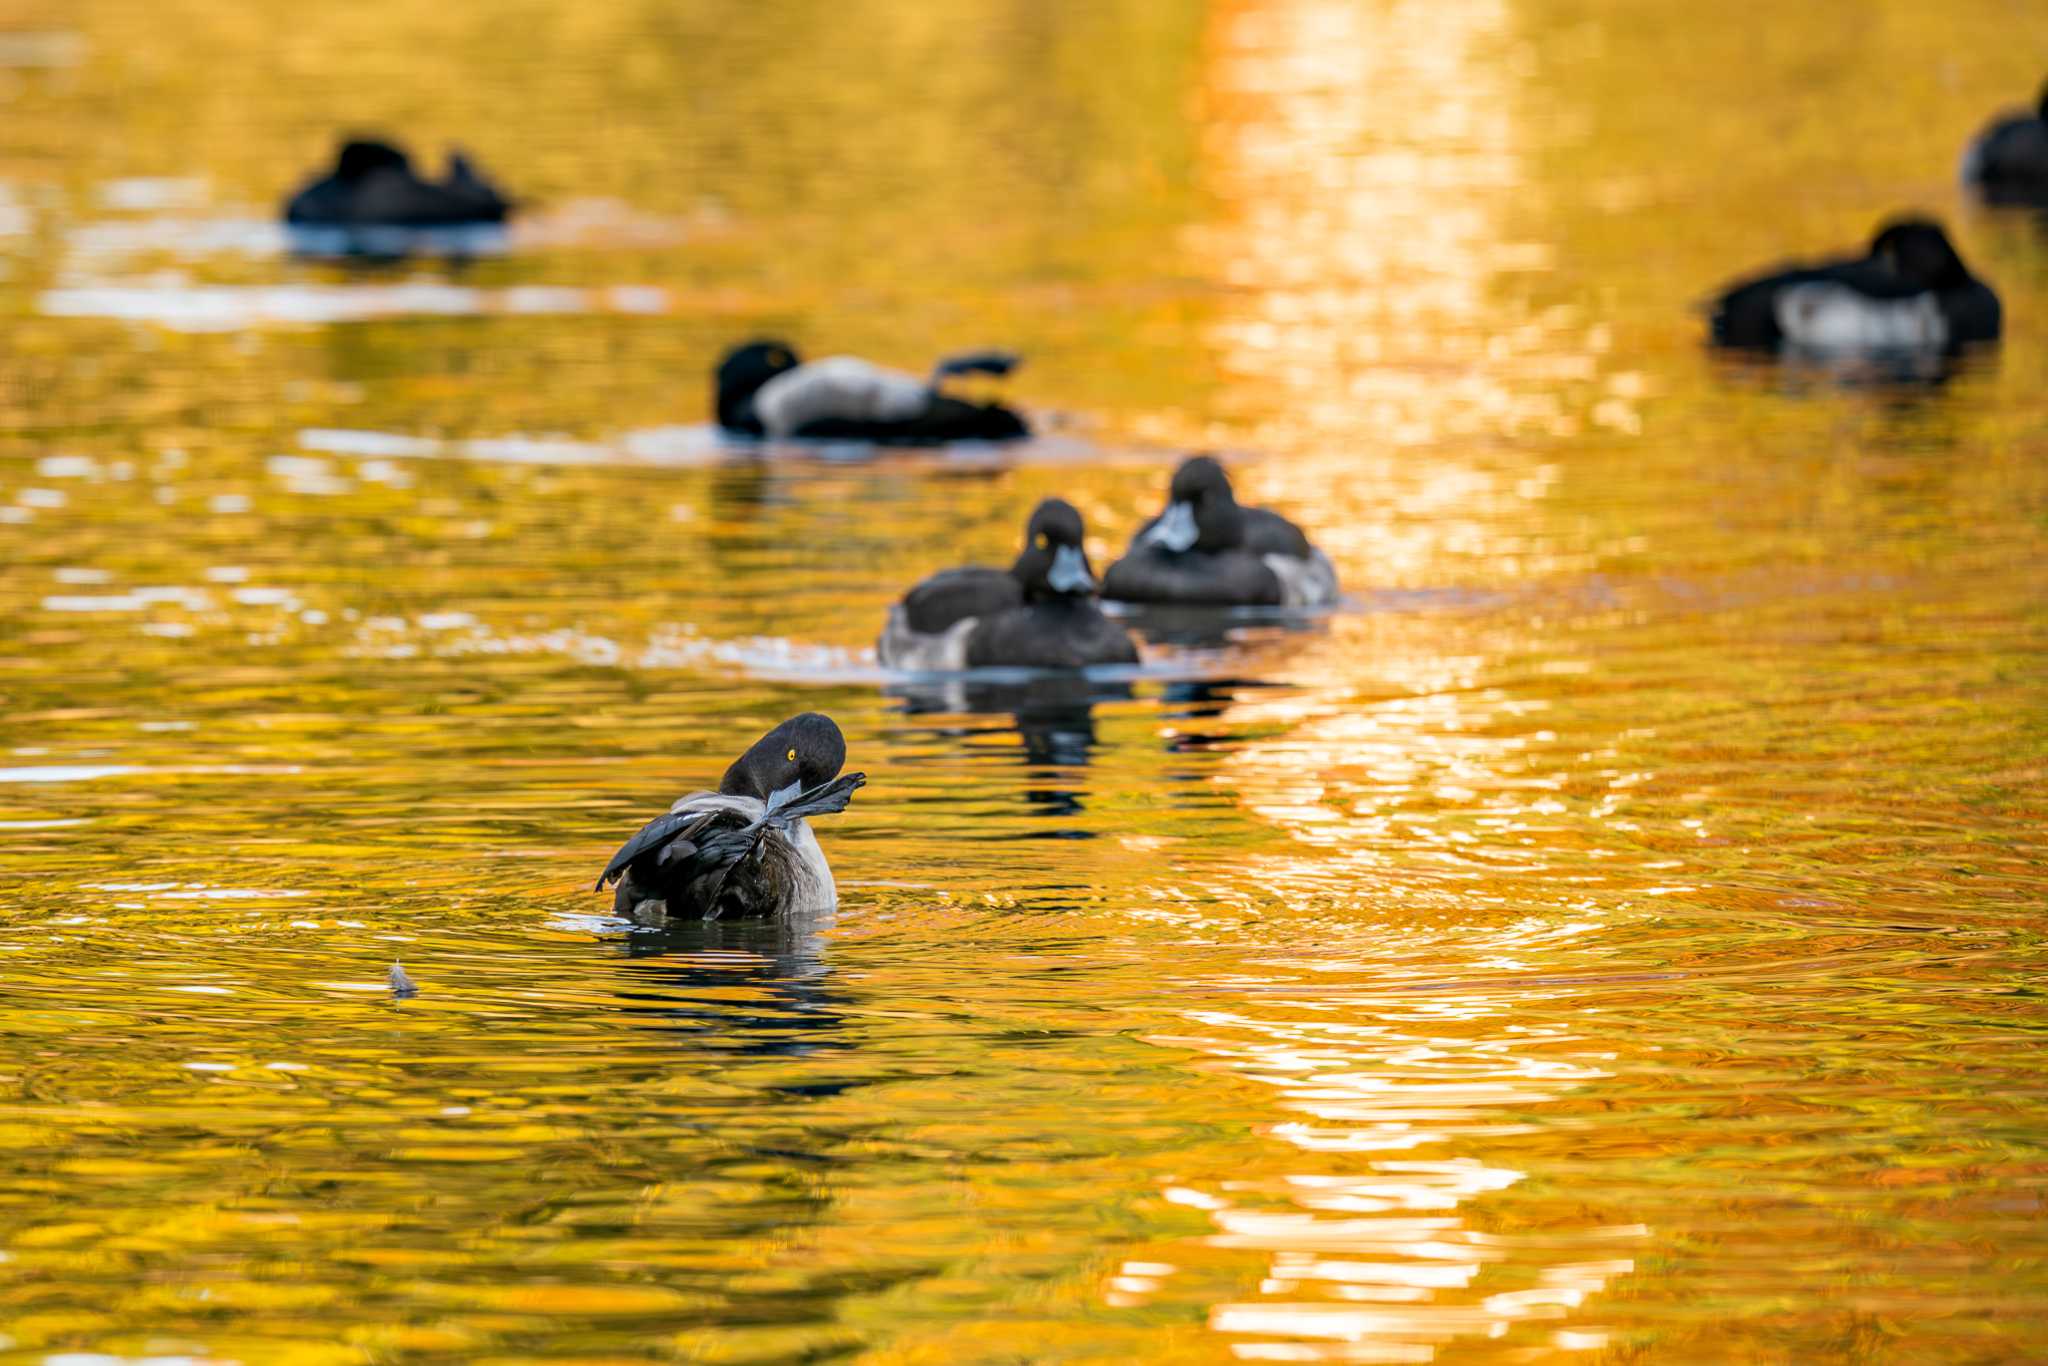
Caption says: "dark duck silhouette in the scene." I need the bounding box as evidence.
[283,137,512,255]
[597,713,864,921]
[1706,217,2000,354]
[1962,79,2048,206]
[1102,455,1339,608]
[715,339,1029,445]
[878,498,1138,670]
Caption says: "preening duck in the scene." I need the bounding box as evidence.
[1706,217,2001,354]
[715,340,1029,445]
[1102,456,1339,609]
[283,137,512,256]
[879,498,1138,671]
[596,713,864,921]
[1962,79,2048,205]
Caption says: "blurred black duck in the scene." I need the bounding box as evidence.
[597,713,864,921]
[715,339,1028,445]
[283,137,512,255]
[879,498,1136,670]
[1706,217,2000,354]
[1102,455,1339,608]
[1962,79,2048,206]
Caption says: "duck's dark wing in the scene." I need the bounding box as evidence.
[902,567,1021,634]
[596,805,731,890]
[601,775,866,917]
[766,771,867,824]
[1242,507,1314,559]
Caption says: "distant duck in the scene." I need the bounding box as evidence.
[1707,217,2000,354]
[596,713,864,921]
[1962,80,2048,205]
[1102,456,1339,609]
[879,498,1138,670]
[283,137,512,254]
[715,339,1029,445]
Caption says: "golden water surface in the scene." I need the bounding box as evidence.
[0,0,2045,1360]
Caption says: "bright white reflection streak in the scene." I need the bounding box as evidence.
[1131,0,1640,1357]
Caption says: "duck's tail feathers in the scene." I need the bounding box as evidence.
[932,350,1022,384]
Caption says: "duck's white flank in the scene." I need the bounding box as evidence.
[1263,548,1340,608]
[753,357,930,437]
[1774,284,1946,352]
[878,604,980,672]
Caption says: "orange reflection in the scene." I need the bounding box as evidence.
[1124,0,1646,1354]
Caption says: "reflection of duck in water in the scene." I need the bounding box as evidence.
[597,713,865,921]
[888,672,1125,825]
[612,913,844,1064]
[714,340,1029,445]
[283,137,513,257]
[1158,678,1275,754]
[1706,217,2000,356]
[880,498,1138,671]
[1103,456,1339,609]
[1962,79,2048,206]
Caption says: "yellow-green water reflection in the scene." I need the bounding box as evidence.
[0,0,2046,1361]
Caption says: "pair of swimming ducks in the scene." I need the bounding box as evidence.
[878,456,1337,674]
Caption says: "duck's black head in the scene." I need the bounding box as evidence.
[1010,498,1098,601]
[719,712,847,801]
[1869,217,1971,289]
[714,340,803,430]
[1142,454,1246,555]
[334,139,412,182]
[2038,79,2048,121]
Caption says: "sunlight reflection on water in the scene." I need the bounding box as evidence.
[0,0,2044,1359]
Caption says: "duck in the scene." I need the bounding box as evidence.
[1102,456,1339,608]
[1706,217,2000,353]
[715,339,1029,445]
[596,713,865,921]
[879,498,1138,670]
[283,137,512,254]
[1962,79,2048,205]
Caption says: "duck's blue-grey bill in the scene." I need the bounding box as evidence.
[1047,543,1096,594]
[1142,501,1199,553]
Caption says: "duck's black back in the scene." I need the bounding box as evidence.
[792,396,1028,446]
[347,169,508,227]
[1968,114,2048,203]
[964,599,1138,668]
[903,567,1022,635]
[1241,507,1314,560]
[1942,279,2003,344]
[1102,546,1284,607]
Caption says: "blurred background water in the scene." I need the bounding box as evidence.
[0,0,2046,1361]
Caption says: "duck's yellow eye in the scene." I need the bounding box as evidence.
[1037,533,1050,550]
[786,747,797,762]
